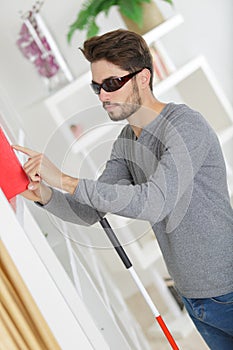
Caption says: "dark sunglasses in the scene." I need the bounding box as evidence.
[91,68,144,95]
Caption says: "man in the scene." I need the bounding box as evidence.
[14,29,233,349]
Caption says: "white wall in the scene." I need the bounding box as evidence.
[0,0,232,113]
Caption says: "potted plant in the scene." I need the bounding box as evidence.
[67,0,173,42]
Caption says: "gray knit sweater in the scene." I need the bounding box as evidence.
[40,103,233,298]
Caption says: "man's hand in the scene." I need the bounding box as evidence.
[21,181,53,205]
[13,145,63,188]
[12,145,79,195]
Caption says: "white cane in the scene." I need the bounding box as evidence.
[99,217,179,350]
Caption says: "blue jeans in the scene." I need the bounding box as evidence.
[182,292,233,349]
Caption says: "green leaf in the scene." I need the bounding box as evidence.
[118,0,158,28]
[86,20,99,38]
[67,0,116,41]
[162,0,173,4]
[119,0,143,27]
[67,0,173,42]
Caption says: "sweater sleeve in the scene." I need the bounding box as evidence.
[73,112,211,229]
[36,132,134,226]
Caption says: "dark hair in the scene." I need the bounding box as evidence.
[80,29,154,91]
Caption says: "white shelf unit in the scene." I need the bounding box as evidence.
[0,190,110,350]
[143,13,184,45]
[17,12,233,346]
[155,55,233,130]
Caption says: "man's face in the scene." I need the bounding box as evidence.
[91,60,142,122]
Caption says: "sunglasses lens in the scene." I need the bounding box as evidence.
[103,78,123,92]
[91,69,143,95]
[91,82,100,94]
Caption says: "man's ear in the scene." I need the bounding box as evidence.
[139,68,151,89]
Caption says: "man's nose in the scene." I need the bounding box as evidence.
[98,88,111,102]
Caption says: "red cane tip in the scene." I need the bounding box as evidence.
[155,315,179,350]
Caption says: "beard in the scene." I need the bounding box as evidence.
[103,82,142,122]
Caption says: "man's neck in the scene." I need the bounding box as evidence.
[128,100,167,138]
